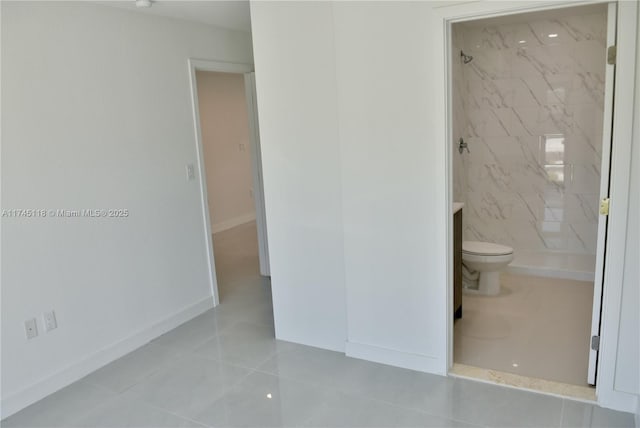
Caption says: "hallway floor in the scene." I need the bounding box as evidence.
[454,273,594,388]
[3,224,633,427]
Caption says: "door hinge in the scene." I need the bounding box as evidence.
[608,45,616,65]
[591,335,600,351]
[599,198,610,216]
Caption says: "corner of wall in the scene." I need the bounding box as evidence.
[0,297,213,419]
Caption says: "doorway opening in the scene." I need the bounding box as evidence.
[196,70,262,298]
[447,3,616,400]
[188,60,271,319]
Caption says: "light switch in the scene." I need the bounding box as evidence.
[186,164,195,181]
[43,311,57,332]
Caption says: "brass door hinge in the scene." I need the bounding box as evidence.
[599,198,610,216]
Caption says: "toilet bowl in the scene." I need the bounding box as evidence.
[462,241,514,296]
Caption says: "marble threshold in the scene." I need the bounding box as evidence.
[450,363,597,402]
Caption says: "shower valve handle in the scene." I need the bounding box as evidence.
[458,138,470,154]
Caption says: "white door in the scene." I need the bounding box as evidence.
[244,72,271,277]
[588,1,617,386]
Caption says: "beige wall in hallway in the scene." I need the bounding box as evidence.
[196,71,255,232]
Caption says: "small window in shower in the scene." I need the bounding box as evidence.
[541,134,567,222]
[541,134,566,184]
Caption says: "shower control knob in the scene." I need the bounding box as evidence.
[458,138,470,154]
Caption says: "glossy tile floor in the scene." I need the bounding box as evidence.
[454,273,594,386]
[4,223,634,427]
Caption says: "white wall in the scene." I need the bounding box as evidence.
[1,2,253,417]
[196,71,255,233]
[614,2,640,400]
[250,0,639,410]
[332,2,447,371]
[250,2,347,352]
[251,0,446,371]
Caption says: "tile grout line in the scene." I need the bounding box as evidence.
[121,359,261,428]
[249,359,481,427]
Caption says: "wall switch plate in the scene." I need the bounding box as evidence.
[239,143,246,151]
[186,164,195,181]
[25,318,38,339]
[43,311,57,332]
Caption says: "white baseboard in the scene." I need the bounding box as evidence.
[0,297,214,420]
[345,341,445,375]
[597,387,639,414]
[212,213,256,234]
[273,326,345,353]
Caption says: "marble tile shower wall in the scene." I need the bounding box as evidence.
[452,26,468,205]
[454,12,607,256]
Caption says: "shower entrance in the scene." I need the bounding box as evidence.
[444,1,628,398]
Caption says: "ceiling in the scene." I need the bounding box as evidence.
[98,1,251,33]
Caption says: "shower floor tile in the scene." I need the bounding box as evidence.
[454,273,594,387]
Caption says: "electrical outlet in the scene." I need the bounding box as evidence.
[239,143,246,152]
[43,311,57,332]
[24,318,38,339]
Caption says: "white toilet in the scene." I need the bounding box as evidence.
[462,241,514,296]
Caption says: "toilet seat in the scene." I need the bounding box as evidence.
[463,241,513,256]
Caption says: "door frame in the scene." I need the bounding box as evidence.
[244,73,271,277]
[187,58,264,306]
[588,1,618,386]
[439,0,638,412]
